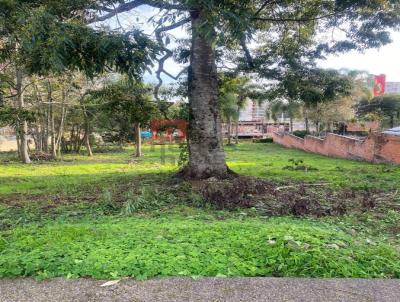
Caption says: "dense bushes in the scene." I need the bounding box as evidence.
[292,130,309,138]
[254,137,274,143]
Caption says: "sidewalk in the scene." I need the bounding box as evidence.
[1,277,399,302]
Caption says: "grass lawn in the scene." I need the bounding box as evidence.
[0,142,399,279]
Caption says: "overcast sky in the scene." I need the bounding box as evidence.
[318,31,400,82]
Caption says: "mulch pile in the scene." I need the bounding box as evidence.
[194,176,399,217]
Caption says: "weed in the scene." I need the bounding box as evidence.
[178,141,189,168]
[95,189,121,215]
[283,158,318,172]
[122,187,178,215]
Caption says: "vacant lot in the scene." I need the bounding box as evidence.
[0,143,399,279]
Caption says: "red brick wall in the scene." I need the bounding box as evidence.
[273,132,400,165]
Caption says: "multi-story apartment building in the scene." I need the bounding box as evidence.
[385,81,400,94]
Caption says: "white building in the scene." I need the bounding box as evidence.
[238,100,271,122]
[238,100,294,124]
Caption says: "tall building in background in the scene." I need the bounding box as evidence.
[238,100,269,122]
[385,81,400,94]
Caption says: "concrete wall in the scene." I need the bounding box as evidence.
[273,132,400,165]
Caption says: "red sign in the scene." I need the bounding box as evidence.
[150,119,188,141]
[373,74,386,96]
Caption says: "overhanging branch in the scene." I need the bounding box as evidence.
[153,17,191,100]
[89,0,188,23]
[254,0,277,16]
[240,37,255,69]
[253,12,340,23]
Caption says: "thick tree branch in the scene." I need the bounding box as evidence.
[96,6,114,13]
[253,6,354,23]
[161,67,188,80]
[89,0,187,23]
[240,37,254,69]
[153,17,191,100]
[254,0,277,16]
[253,12,341,23]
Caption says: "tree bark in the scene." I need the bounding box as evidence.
[316,121,320,135]
[236,96,244,144]
[15,128,21,158]
[181,10,229,179]
[16,68,31,164]
[134,122,142,157]
[84,131,93,157]
[47,80,57,159]
[82,106,93,157]
[55,88,67,157]
[227,116,232,145]
[76,126,83,153]
[235,120,239,144]
[305,117,309,133]
[32,84,42,152]
[289,116,293,133]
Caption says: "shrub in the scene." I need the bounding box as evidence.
[292,130,309,138]
[282,158,318,172]
[178,141,188,168]
[254,137,273,143]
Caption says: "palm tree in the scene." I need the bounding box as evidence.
[220,92,239,145]
[269,100,301,133]
[219,75,265,144]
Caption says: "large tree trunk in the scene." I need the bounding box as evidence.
[134,122,142,157]
[181,10,229,179]
[16,68,31,164]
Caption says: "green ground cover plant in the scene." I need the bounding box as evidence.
[0,142,399,279]
[1,214,399,279]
